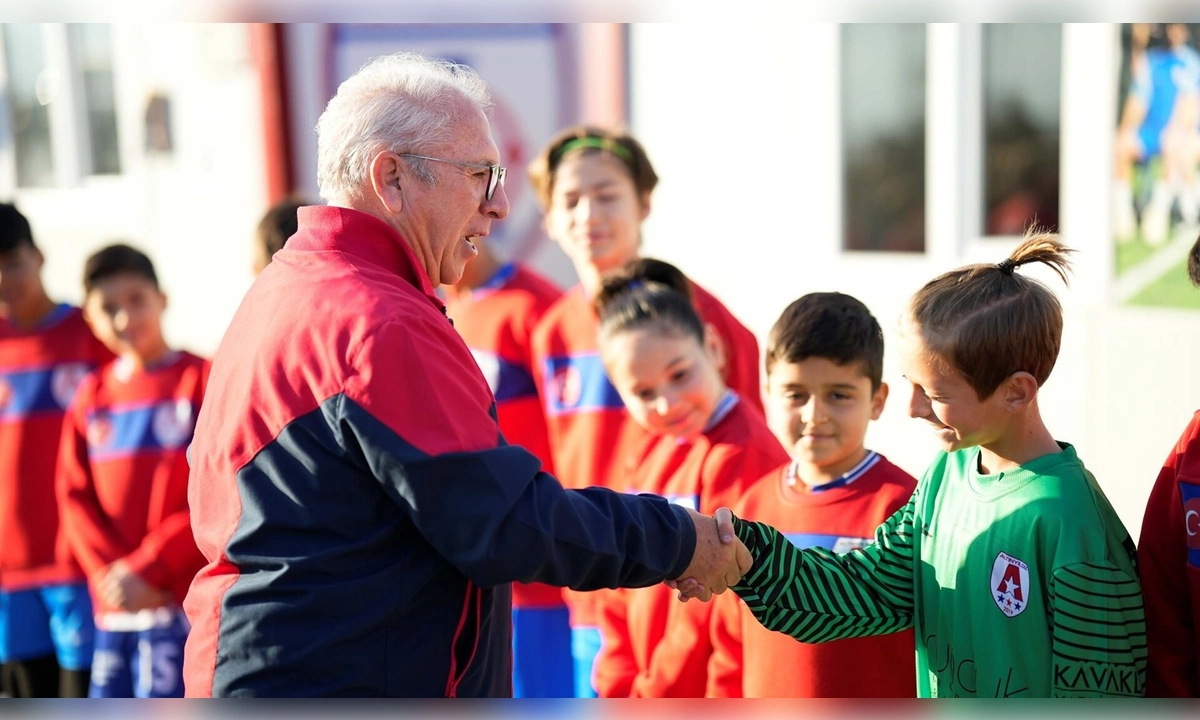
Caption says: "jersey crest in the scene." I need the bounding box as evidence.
[549,363,582,410]
[152,399,195,449]
[991,551,1030,618]
[51,362,90,409]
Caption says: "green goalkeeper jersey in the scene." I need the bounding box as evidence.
[731,443,1146,697]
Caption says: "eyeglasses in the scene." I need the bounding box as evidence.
[397,153,507,200]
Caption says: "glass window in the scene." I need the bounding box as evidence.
[3,25,55,187]
[841,24,926,252]
[74,23,121,175]
[981,24,1061,236]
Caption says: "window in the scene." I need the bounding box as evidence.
[841,24,927,253]
[0,23,122,189]
[74,24,121,176]
[3,25,55,187]
[980,24,1061,236]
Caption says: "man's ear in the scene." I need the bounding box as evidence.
[370,151,405,214]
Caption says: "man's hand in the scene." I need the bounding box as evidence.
[669,507,752,602]
[96,560,172,612]
[668,507,746,601]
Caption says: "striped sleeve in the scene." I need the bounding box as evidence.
[729,498,917,643]
[1049,562,1148,697]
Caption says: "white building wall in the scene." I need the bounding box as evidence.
[630,22,1200,539]
[10,24,266,359]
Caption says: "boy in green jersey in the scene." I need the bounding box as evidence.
[676,230,1146,698]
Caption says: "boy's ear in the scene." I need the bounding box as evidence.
[1000,371,1039,412]
[870,381,889,421]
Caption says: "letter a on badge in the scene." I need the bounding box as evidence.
[991,552,1030,618]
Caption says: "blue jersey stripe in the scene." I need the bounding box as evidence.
[541,353,624,416]
[1182,483,1200,569]
[87,400,196,460]
[0,362,91,420]
[469,349,538,403]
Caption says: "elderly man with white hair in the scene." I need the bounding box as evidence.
[181,52,750,698]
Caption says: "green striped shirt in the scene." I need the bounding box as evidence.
[731,443,1146,697]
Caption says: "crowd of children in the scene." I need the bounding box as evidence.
[0,121,1197,698]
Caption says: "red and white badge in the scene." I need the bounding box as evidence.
[991,552,1030,618]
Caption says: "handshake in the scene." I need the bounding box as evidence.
[667,507,751,602]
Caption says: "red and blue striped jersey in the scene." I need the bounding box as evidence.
[0,304,113,590]
[57,351,210,612]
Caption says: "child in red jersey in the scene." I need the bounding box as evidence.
[1139,232,1200,697]
[56,244,208,698]
[590,258,787,697]
[0,203,112,698]
[443,236,571,697]
[526,126,763,696]
[706,292,917,697]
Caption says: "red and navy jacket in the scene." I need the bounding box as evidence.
[182,206,699,698]
[443,263,566,612]
[1139,410,1200,697]
[57,351,209,612]
[0,304,113,591]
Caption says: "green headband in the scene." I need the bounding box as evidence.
[553,136,636,168]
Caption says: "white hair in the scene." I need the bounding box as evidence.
[315,52,493,203]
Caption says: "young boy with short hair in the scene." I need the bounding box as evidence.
[0,203,112,698]
[56,243,208,698]
[706,292,917,697]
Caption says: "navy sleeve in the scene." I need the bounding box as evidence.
[337,394,697,590]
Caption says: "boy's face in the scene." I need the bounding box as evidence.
[896,329,1008,452]
[83,273,167,359]
[765,356,886,481]
[0,244,45,314]
[603,325,726,441]
[544,151,649,278]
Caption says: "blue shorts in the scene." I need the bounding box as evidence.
[570,625,601,699]
[0,583,94,669]
[89,608,189,698]
[512,605,573,698]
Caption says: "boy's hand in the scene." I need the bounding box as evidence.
[97,560,172,611]
[667,507,748,601]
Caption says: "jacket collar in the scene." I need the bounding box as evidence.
[291,205,446,314]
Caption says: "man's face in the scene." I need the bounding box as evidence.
[396,104,510,287]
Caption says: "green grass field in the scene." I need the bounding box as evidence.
[1126,254,1200,309]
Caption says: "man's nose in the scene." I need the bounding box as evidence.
[484,181,510,220]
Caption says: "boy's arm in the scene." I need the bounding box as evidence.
[728,497,917,643]
[1048,562,1147,697]
[121,503,204,594]
[631,590,713,697]
[120,360,209,593]
[705,591,744,697]
[56,384,132,577]
[593,588,637,698]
